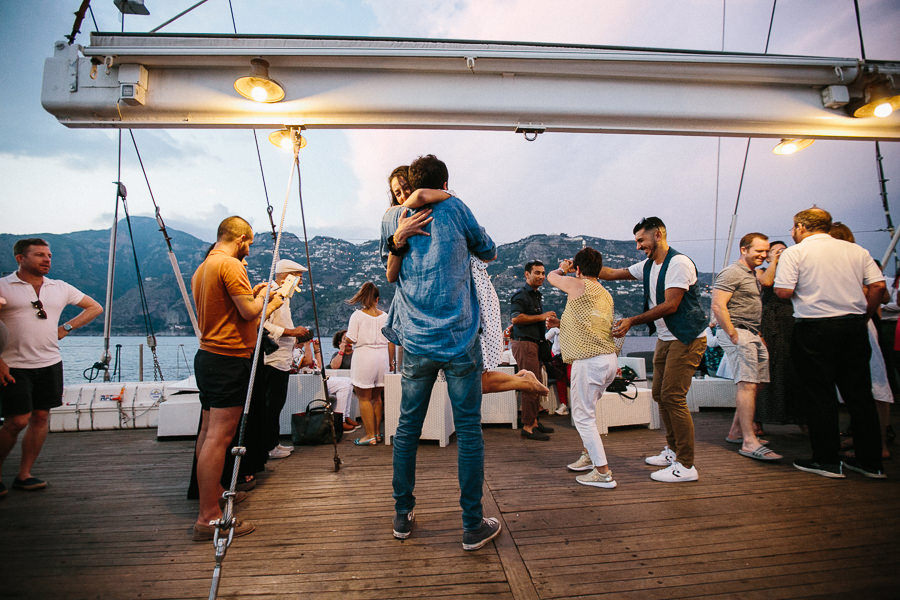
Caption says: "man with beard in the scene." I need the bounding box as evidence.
[190,216,282,540]
[711,232,782,462]
[598,217,707,482]
[0,238,102,496]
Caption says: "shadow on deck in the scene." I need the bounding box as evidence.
[2,409,899,599]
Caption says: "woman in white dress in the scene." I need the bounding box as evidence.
[344,282,392,445]
[386,166,547,395]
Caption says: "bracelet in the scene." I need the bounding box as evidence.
[387,234,410,256]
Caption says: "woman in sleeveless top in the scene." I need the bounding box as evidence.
[344,282,392,445]
[385,166,548,396]
[547,248,619,489]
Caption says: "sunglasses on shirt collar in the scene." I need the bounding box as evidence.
[32,299,47,319]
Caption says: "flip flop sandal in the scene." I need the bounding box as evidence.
[739,445,782,462]
[353,437,377,446]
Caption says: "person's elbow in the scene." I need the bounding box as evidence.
[773,287,793,300]
[386,271,398,283]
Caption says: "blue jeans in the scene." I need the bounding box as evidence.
[392,341,485,531]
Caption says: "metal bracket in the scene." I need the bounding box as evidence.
[514,124,546,141]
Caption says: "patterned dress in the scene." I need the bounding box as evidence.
[471,256,503,370]
[755,285,800,424]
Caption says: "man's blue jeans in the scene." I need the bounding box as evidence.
[392,342,484,531]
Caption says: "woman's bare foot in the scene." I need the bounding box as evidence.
[516,370,550,395]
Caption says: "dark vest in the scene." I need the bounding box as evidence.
[642,247,707,344]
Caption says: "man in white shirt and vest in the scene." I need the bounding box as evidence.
[599,217,708,483]
[0,238,102,496]
[774,208,887,479]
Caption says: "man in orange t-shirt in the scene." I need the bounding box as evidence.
[190,216,281,541]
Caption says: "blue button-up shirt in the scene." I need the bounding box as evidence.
[380,197,496,360]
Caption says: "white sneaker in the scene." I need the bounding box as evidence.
[567,451,593,472]
[576,468,617,489]
[276,444,294,453]
[554,404,569,416]
[644,446,676,466]
[650,461,698,482]
[268,447,291,459]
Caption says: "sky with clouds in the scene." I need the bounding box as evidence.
[0,0,898,272]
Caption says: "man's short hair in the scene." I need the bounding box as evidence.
[216,216,253,242]
[793,208,832,233]
[13,238,49,257]
[525,260,544,273]
[633,216,667,236]
[769,240,787,249]
[739,232,769,249]
[333,329,347,348]
[407,154,448,190]
[573,247,603,277]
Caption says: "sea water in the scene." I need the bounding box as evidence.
[58,336,199,385]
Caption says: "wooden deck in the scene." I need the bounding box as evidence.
[2,408,899,599]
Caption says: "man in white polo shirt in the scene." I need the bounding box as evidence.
[774,208,886,479]
[0,238,102,496]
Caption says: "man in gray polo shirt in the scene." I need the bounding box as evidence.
[712,233,782,462]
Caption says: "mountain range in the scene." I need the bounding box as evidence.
[0,217,714,338]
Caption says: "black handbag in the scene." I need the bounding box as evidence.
[291,399,343,445]
[537,339,553,363]
[607,365,638,398]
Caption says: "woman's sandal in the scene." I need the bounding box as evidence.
[353,437,377,446]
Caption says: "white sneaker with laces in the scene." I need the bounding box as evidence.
[554,404,569,416]
[650,461,698,482]
[644,446,676,466]
[268,447,291,459]
[576,468,617,489]
[567,452,593,472]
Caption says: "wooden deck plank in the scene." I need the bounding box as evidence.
[1,408,898,599]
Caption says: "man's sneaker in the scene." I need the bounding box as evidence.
[276,444,294,453]
[392,511,415,539]
[554,404,570,416]
[650,461,699,482]
[793,458,845,479]
[644,446,676,467]
[462,517,502,551]
[192,518,255,542]
[576,468,617,489]
[567,451,594,472]
[268,447,291,459]
[841,457,886,479]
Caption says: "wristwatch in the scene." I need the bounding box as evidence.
[63,323,73,332]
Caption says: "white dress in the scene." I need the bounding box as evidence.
[471,256,502,371]
[346,309,389,389]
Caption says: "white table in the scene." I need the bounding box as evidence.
[686,377,736,411]
[595,387,660,435]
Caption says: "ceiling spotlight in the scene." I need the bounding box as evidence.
[852,78,900,119]
[234,58,285,103]
[772,138,814,155]
[268,127,307,152]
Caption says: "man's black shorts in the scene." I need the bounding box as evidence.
[194,349,251,410]
[0,362,64,417]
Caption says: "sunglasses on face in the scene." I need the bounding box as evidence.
[32,299,47,319]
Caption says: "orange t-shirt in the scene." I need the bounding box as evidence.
[191,249,258,358]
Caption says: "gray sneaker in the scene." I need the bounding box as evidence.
[576,468,618,488]
[392,511,415,539]
[462,517,502,551]
[567,451,593,472]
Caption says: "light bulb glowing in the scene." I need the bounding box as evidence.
[781,142,798,154]
[772,138,814,156]
[251,86,268,102]
[874,102,893,118]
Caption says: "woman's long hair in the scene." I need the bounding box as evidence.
[388,165,409,206]
[347,281,380,309]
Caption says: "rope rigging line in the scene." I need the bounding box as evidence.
[207,141,299,600]
[720,0,777,269]
[227,0,279,242]
[149,0,212,33]
[126,130,201,337]
[119,191,164,381]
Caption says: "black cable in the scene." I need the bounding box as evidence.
[853,0,867,60]
[764,0,777,54]
[88,5,99,31]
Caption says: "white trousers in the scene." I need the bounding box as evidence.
[327,376,355,417]
[570,353,618,467]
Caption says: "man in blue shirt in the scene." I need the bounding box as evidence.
[380,154,501,551]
